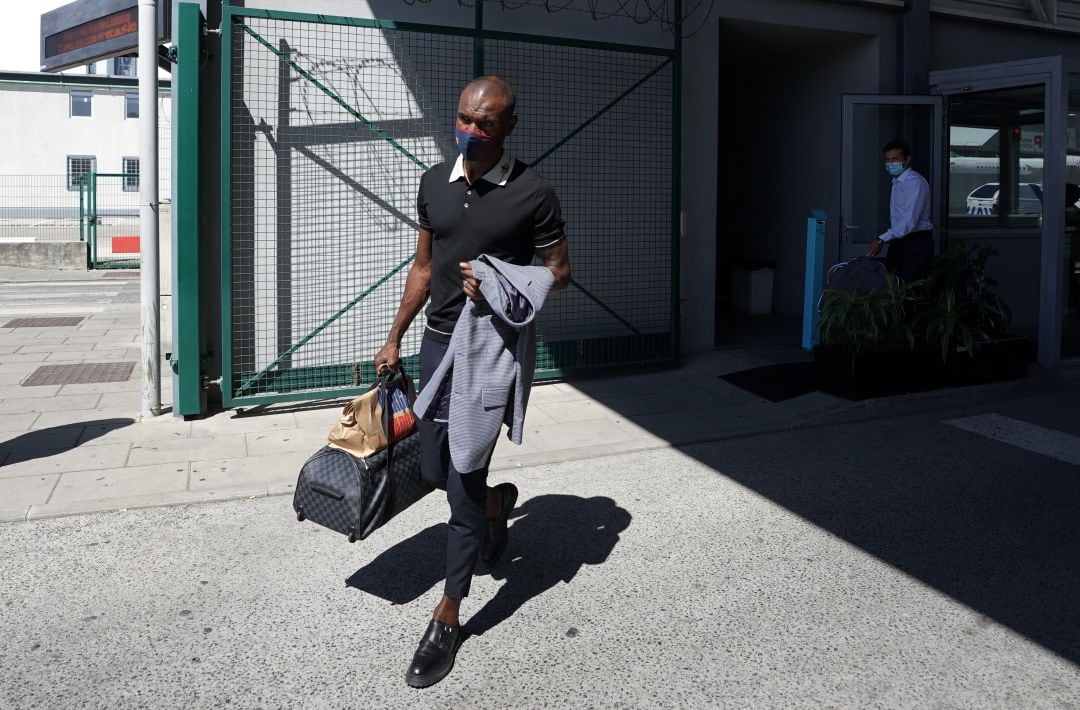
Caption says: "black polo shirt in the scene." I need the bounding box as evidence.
[416,153,565,343]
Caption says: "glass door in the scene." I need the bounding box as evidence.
[1064,74,1080,359]
[840,95,943,263]
[942,84,1047,345]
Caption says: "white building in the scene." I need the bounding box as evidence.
[0,59,171,241]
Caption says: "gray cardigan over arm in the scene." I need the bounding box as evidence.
[413,254,555,472]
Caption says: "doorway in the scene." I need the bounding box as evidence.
[715,19,878,347]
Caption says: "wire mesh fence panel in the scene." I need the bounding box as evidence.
[89,174,141,269]
[228,15,470,400]
[0,175,83,242]
[224,10,676,403]
[485,40,675,373]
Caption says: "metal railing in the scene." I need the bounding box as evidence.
[0,175,84,242]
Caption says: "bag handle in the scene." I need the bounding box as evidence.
[379,371,395,482]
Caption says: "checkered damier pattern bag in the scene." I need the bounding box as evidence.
[293,373,432,542]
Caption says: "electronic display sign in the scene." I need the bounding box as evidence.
[41,0,170,73]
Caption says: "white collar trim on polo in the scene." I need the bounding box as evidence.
[448,150,514,187]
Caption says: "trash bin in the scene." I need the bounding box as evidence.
[732,259,775,315]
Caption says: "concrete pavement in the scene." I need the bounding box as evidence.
[3,392,1080,708]
[0,265,1076,522]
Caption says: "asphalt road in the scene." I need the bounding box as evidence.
[2,390,1079,709]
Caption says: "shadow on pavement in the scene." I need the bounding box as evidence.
[345,523,448,605]
[346,495,631,638]
[465,495,630,638]
[0,418,134,465]
[684,429,1080,666]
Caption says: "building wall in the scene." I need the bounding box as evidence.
[0,81,173,203]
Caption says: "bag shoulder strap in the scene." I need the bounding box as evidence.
[380,376,395,481]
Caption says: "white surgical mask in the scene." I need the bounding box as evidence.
[885,161,905,177]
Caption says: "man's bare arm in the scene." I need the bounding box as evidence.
[537,239,571,292]
[374,228,433,371]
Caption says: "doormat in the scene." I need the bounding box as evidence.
[22,362,135,387]
[4,317,85,328]
[720,362,819,403]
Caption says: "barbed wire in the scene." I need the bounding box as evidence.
[398,0,716,38]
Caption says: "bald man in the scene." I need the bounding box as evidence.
[375,76,571,688]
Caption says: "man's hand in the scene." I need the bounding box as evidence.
[374,341,400,374]
[460,261,484,301]
[867,238,885,257]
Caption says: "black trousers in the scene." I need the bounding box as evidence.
[885,230,935,283]
[417,337,491,601]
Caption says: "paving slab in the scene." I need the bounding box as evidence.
[126,434,248,467]
[533,398,641,423]
[0,352,49,363]
[31,408,140,430]
[49,463,190,503]
[522,418,639,451]
[25,484,271,520]
[189,452,311,491]
[0,385,62,399]
[0,425,85,452]
[0,335,70,344]
[1,473,59,507]
[0,394,101,414]
[290,401,353,428]
[244,426,329,456]
[16,344,73,354]
[58,382,140,395]
[525,383,584,404]
[0,412,40,432]
[190,412,300,438]
[0,506,29,522]
[96,393,143,410]
[76,419,187,445]
[0,442,132,478]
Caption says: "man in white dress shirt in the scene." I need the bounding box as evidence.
[867,138,935,282]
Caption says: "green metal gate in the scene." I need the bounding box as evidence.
[85,172,141,270]
[220,7,679,407]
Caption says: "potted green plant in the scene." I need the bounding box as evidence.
[914,241,1033,385]
[815,271,938,398]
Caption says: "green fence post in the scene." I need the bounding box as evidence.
[78,179,85,243]
[89,172,98,268]
[174,1,206,416]
[219,6,235,407]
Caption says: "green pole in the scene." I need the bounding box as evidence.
[90,172,98,268]
[174,2,206,417]
[78,179,85,243]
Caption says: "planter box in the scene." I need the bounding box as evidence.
[814,345,943,400]
[947,335,1035,387]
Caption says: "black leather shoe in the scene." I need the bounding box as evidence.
[405,619,460,688]
[480,482,518,565]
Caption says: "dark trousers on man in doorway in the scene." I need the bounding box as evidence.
[885,229,935,283]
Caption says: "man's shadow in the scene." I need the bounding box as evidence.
[346,495,631,637]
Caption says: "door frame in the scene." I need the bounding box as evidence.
[840,94,944,258]
[930,56,1077,367]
